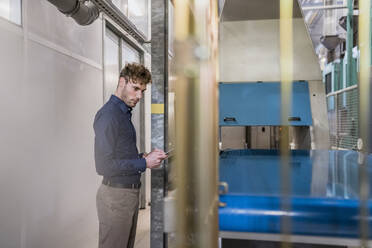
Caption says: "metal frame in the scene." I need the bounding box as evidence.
[220,231,371,247]
[302,5,347,11]
[104,16,147,54]
[346,0,354,87]
[102,15,148,104]
[327,85,359,150]
[91,0,148,43]
[326,84,358,97]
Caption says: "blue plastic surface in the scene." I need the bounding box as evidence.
[219,149,372,238]
[219,82,313,126]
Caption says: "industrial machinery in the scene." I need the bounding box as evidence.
[218,81,372,247]
[164,0,372,247]
[216,0,372,247]
[219,81,313,150]
[219,149,372,247]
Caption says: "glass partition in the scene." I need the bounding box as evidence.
[104,28,120,103]
[111,0,149,37]
[122,40,140,65]
[0,0,22,25]
[128,0,149,37]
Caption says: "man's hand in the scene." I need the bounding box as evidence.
[145,149,168,169]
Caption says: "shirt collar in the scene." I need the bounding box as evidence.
[110,95,132,115]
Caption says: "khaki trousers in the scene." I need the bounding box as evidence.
[96,184,139,248]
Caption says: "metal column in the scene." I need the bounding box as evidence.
[151,0,169,247]
[173,0,219,247]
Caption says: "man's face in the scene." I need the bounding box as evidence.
[119,77,147,108]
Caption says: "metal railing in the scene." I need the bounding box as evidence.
[327,85,359,150]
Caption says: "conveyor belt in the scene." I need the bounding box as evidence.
[219,149,372,238]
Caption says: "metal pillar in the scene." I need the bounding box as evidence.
[358,0,371,246]
[280,1,293,247]
[151,0,168,247]
[173,0,219,247]
[346,0,354,87]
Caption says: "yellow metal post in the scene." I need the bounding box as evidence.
[358,0,371,246]
[173,0,219,247]
[280,0,293,247]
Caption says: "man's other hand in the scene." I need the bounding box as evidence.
[145,149,167,169]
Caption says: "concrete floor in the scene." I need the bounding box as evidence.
[134,207,151,248]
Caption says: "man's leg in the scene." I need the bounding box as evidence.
[127,204,139,248]
[96,184,139,248]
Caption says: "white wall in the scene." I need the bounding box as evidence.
[219,19,322,82]
[0,1,103,247]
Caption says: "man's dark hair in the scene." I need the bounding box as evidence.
[119,63,152,85]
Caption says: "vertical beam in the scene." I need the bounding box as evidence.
[358,0,371,246]
[151,0,168,247]
[173,0,219,247]
[280,0,293,247]
[358,0,372,152]
[346,0,354,87]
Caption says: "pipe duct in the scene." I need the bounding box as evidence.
[46,0,99,26]
[47,0,147,43]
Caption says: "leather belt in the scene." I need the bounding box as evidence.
[102,178,141,189]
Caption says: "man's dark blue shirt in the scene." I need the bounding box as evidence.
[94,95,146,184]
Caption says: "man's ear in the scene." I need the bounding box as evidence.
[118,77,126,87]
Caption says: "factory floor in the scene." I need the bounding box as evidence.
[134,207,151,248]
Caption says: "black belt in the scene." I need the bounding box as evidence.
[102,178,141,189]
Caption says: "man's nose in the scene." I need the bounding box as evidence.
[137,91,143,99]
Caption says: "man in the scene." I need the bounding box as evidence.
[94,63,167,248]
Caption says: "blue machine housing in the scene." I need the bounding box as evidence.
[219,149,372,238]
[219,82,313,126]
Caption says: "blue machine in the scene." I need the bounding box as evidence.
[219,82,312,126]
[219,149,372,239]
[218,82,372,245]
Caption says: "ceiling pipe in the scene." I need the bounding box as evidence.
[46,0,99,25]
